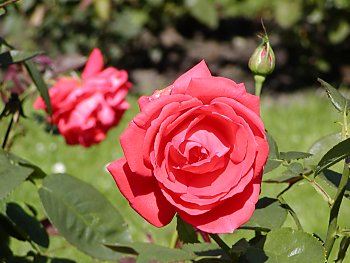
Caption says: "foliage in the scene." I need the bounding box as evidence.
[1,2,350,263]
[1,0,350,92]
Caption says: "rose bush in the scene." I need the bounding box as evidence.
[108,61,269,233]
[34,48,131,147]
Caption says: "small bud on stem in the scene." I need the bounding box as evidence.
[248,22,275,96]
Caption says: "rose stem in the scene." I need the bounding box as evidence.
[2,114,14,149]
[324,108,350,258]
[254,75,265,97]
[208,233,233,259]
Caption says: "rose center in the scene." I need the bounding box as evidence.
[188,145,209,164]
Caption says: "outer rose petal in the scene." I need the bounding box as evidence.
[171,60,212,94]
[82,48,104,80]
[107,158,176,227]
[253,136,269,178]
[178,179,261,233]
[186,77,245,104]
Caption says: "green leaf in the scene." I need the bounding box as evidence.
[6,203,49,249]
[245,228,326,263]
[265,163,304,184]
[318,78,349,113]
[185,0,218,29]
[279,151,312,162]
[266,131,279,159]
[0,8,5,17]
[182,242,221,255]
[106,242,198,263]
[176,215,199,244]
[0,150,33,200]
[230,238,250,258]
[5,152,46,181]
[0,50,43,66]
[263,159,282,174]
[315,137,350,176]
[0,213,27,241]
[304,133,341,169]
[24,60,52,116]
[318,169,350,199]
[242,197,288,231]
[39,174,131,260]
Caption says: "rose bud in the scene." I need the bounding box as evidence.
[248,35,275,77]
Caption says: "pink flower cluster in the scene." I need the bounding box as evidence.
[35,48,131,147]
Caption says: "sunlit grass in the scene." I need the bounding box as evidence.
[2,89,350,261]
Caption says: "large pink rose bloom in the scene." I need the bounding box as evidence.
[34,48,131,147]
[108,61,269,233]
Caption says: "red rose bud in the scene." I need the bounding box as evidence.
[248,35,275,77]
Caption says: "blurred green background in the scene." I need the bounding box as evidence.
[2,0,350,261]
[2,0,350,93]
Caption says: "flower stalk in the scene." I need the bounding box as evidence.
[209,233,233,260]
[248,27,275,97]
[324,108,350,258]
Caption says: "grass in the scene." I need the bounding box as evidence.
[2,89,350,262]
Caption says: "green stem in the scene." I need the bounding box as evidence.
[324,110,350,258]
[2,114,14,149]
[169,229,178,248]
[335,236,350,263]
[209,234,233,260]
[254,75,266,97]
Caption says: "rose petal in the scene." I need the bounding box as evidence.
[212,97,265,137]
[120,122,152,177]
[107,158,176,227]
[82,48,104,80]
[186,77,245,104]
[178,179,261,233]
[253,136,269,178]
[171,60,212,94]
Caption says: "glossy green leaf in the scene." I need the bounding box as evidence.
[315,137,350,176]
[0,8,5,17]
[266,131,279,159]
[6,203,49,249]
[279,151,312,162]
[318,169,350,199]
[24,60,52,116]
[0,50,43,66]
[318,78,349,113]
[247,228,326,263]
[242,197,287,231]
[0,150,33,200]
[185,0,218,29]
[177,215,199,244]
[39,174,131,260]
[106,242,197,263]
[305,133,341,169]
[264,160,282,174]
[265,163,304,184]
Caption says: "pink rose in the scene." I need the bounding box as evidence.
[107,61,269,233]
[34,48,131,147]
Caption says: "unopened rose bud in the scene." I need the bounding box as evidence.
[248,35,275,77]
